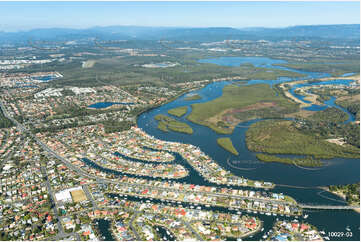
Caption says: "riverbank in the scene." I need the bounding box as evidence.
[155,114,193,134]
[246,119,360,160]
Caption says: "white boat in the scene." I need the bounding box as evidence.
[196,206,201,210]
[205,205,210,207]
[261,228,264,232]
[303,214,309,219]
[346,226,351,232]
[166,231,170,235]
[265,212,271,216]
[237,211,241,215]
[324,236,330,240]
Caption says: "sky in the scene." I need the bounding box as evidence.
[0,1,359,32]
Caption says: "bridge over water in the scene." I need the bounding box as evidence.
[299,204,359,210]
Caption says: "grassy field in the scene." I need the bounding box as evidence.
[167,106,188,117]
[246,120,359,159]
[216,137,239,155]
[154,114,193,134]
[184,94,201,101]
[187,84,299,134]
[255,154,322,167]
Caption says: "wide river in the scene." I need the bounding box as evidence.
[137,57,360,240]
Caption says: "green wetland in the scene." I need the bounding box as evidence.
[137,56,360,240]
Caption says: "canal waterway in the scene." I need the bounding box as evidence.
[136,56,360,240]
[94,218,116,241]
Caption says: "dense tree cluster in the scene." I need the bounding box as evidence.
[329,183,360,205]
[0,110,13,128]
[102,120,134,133]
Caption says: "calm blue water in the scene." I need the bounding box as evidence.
[32,75,58,82]
[88,102,134,109]
[198,56,287,67]
[94,219,116,241]
[136,56,359,240]
[289,79,356,123]
[342,73,356,77]
[198,56,331,84]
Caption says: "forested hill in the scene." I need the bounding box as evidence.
[0,24,359,44]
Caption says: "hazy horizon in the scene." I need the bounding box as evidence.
[1,23,360,33]
[0,1,359,32]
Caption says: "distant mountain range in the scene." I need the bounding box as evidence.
[0,24,359,45]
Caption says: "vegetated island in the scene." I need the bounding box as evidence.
[167,106,188,117]
[184,94,202,101]
[255,154,322,167]
[217,137,239,155]
[246,119,359,167]
[187,84,298,134]
[328,183,360,209]
[154,114,193,134]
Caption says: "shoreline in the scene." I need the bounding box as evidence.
[319,186,360,213]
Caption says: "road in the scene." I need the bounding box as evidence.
[83,185,99,210]
[179,218,203,240]
[129,212,141,240]
[299,204,360,210]
[40,165,66,238]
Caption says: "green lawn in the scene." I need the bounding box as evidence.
[246,119,359,159]
[167,106,188,117]
[155,114,193,134]
[187,84,298,134]
[217,137,239,155]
